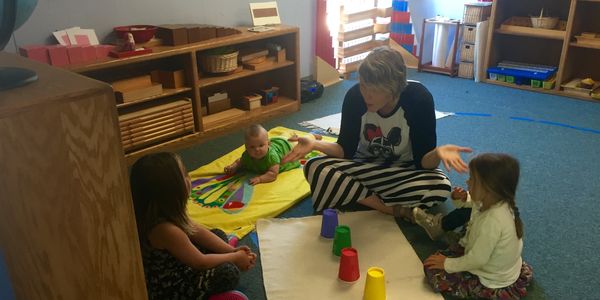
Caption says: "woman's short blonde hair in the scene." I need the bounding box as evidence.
[358,46,407,98]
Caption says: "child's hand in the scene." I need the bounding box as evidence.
[451,187,468,201]
[233,249,256,271]
[224,165,235,175]
[249,177,261,185]
[424,253,447,270]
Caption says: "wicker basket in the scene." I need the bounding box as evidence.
[530,17,559,29]
[463,4,492,25]
[463,25,477,44]
[458,62,474,79]
[460,44,475,62]
[201,50,239,73]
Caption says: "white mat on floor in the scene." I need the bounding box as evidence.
[257,211,442,299]
[299,111,453,136]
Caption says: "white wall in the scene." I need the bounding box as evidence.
[9,0,316,77]
[9,0,471,78]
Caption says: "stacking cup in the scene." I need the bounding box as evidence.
[338,247,360,282]
[332,225,352,256]
[320,208,338,238]
[363,267,386,300]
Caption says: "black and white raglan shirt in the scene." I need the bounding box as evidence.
[337,81,436,169]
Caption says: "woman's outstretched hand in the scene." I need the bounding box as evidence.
[437,144,472,173]
[281,135,315,164]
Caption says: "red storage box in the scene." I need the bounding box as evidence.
[19,45,50,64]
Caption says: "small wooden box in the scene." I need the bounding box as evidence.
[115,83,163,103]
[158,70,186,88]
[157,25,188,46]
[187,25,216,43]
[208,98,231,114]
[216,27,240,37]
[241,93,262,110]
[112,75,152,91]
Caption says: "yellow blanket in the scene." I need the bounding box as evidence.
[187,126,333,238]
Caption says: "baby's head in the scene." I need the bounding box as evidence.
[244,124,269,160]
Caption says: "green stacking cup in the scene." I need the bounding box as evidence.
[332,225,352,256]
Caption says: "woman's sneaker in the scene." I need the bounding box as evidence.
[412,207,444,240]
[208,290,249,300]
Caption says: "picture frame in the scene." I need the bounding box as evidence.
[249,1,281,26]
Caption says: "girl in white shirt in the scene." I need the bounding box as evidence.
[423,153,533,299]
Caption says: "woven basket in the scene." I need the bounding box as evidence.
[201,51,239,73]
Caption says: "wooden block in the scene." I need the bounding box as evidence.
[203,108,246,127]
[239,48,269,63]
[158,70,186,88]
[47,45,69,67]
[157,25,189,46]
[81,45,97,62]
[243,56,277,70]
[208,98,231,114]
[276,48,286,62]
[67,46,85,65]
[111,75,152,91]
[94,44,115,59]
[115,83,163,103]
[19,45,50,64]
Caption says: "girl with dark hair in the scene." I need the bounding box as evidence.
[130,152,256,300]
[422,153,533,299]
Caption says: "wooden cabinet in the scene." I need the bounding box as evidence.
[483,0,600,101]
[68,25,300,163]
[0,53,147,299]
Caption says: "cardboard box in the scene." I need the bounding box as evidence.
[158,70,186,88]
[47,45,69,66]
[157,25,188,46]
[208,98,231,114]
[19,45,50,64]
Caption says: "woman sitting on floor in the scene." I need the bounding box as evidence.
[282,46,471,221]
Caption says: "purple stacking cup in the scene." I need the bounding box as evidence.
[320,208,338,238]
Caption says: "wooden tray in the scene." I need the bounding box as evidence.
[119,99,191,123]
[499,17,566,40]
[120,108,192,132]
[574,35,600,47]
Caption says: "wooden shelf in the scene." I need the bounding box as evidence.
[198,60,294,88]
[67,25,299,73]
[70,24,300,162]
[570,42,600,50]
[496,27,566,40]
[485,78,600,102]
[202,97,298,130]
[116,87,192,108]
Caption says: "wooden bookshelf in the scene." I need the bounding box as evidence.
[71,25,301,163]
[484,0,600,102]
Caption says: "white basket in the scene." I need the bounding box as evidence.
[460,44,475,62]
[458,62,474,79]
[463,25,477,44]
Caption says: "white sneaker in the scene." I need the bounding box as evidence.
[412,207,444,241]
